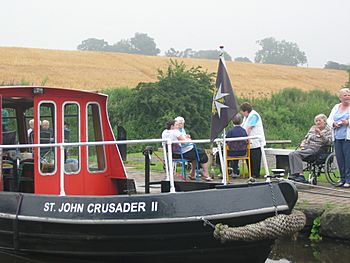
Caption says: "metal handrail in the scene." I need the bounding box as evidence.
[0,135,269,195]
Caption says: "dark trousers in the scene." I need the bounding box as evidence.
[334,139,350,183]
[250,147,262,178]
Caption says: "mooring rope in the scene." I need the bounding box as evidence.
[213,209,306,243]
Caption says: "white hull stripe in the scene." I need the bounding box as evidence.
[0,205,288,224]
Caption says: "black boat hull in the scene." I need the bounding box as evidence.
[0,181,297,261]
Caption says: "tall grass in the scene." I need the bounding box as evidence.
[0,47,347,97]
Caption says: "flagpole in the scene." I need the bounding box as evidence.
[210,45,238,185]
[222,128,228,185]
[219,46,228,185]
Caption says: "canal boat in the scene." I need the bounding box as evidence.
[0,86,298,262]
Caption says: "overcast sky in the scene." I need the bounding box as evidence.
[1,0,349,68]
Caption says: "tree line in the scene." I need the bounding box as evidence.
[324,61,350,71]
[78,33,312,66]
[103,60,349,151]
[77,33,161,56]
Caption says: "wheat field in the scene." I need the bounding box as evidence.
[0,47,347,98]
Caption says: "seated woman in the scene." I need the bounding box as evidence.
[288,114,332,183]
[162,120,212,181]
[226,113,248,177]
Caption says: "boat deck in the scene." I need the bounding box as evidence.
[125,166,350,206]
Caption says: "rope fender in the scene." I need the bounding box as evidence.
[214,210,306,243]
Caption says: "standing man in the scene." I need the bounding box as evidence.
[240,102,266,178]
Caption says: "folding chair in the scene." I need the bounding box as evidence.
[173,144,200,181]
[226,142,251,182]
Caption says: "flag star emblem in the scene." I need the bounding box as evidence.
[213,83,229,118]
[210,54,238,142]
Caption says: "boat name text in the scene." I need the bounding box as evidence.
[43,201,158,213]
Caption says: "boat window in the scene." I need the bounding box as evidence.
[1,108,18,158]
[39,102,56,175]
[63,103,80,174]
[87,103,106,172]
[2,108,18,143]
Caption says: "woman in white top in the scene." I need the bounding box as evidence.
[162,120,212,181]
[327,88,350,188]
[240,102,266,178]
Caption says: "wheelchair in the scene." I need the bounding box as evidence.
[303,146,341,186]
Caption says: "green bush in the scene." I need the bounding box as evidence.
[243,88,338,146]
[103,60,215,151]
[104,66,341,151]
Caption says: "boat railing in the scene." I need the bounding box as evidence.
[170,135,269,186]
[0,135,268,195]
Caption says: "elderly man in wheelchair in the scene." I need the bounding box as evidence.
[288,114,332,183]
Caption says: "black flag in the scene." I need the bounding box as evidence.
[210,56,238,141]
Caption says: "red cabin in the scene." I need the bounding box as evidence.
[0,86,126,195]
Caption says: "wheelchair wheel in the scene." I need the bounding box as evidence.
[325,153,343,186]
[309,176,317,185]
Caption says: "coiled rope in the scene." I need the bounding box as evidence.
[214,209,306,243]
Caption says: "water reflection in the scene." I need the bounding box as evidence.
[267,235,350,263]
[1,236,350,263]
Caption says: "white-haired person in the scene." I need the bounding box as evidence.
[41,119,54,142]
[175,116,187,135]
[162,120,213,181]
[288,114,332,183]
[327,88,350,188]
[27,119,34,137]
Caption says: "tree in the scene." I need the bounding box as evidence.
[254,37,307,66]
[191,50,232,61]
[181,48,195,58]
[77,33,160,56]
[165,48,232,61]
[164,48,181,57]
[324,61,350,71]
[104,60,215,141]
[129,33,160,56]
[77,38,110,51]
[111,39,134,53]
[165,48,194,58]
[234,57,252,63]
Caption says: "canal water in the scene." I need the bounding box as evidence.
[267,235,350,263]
[0,236,349,262]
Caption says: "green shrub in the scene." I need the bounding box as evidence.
[309,216,322,242]
[243,88,338,146]
[104,70,340,151]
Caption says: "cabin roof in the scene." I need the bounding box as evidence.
[0,85,107,99]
